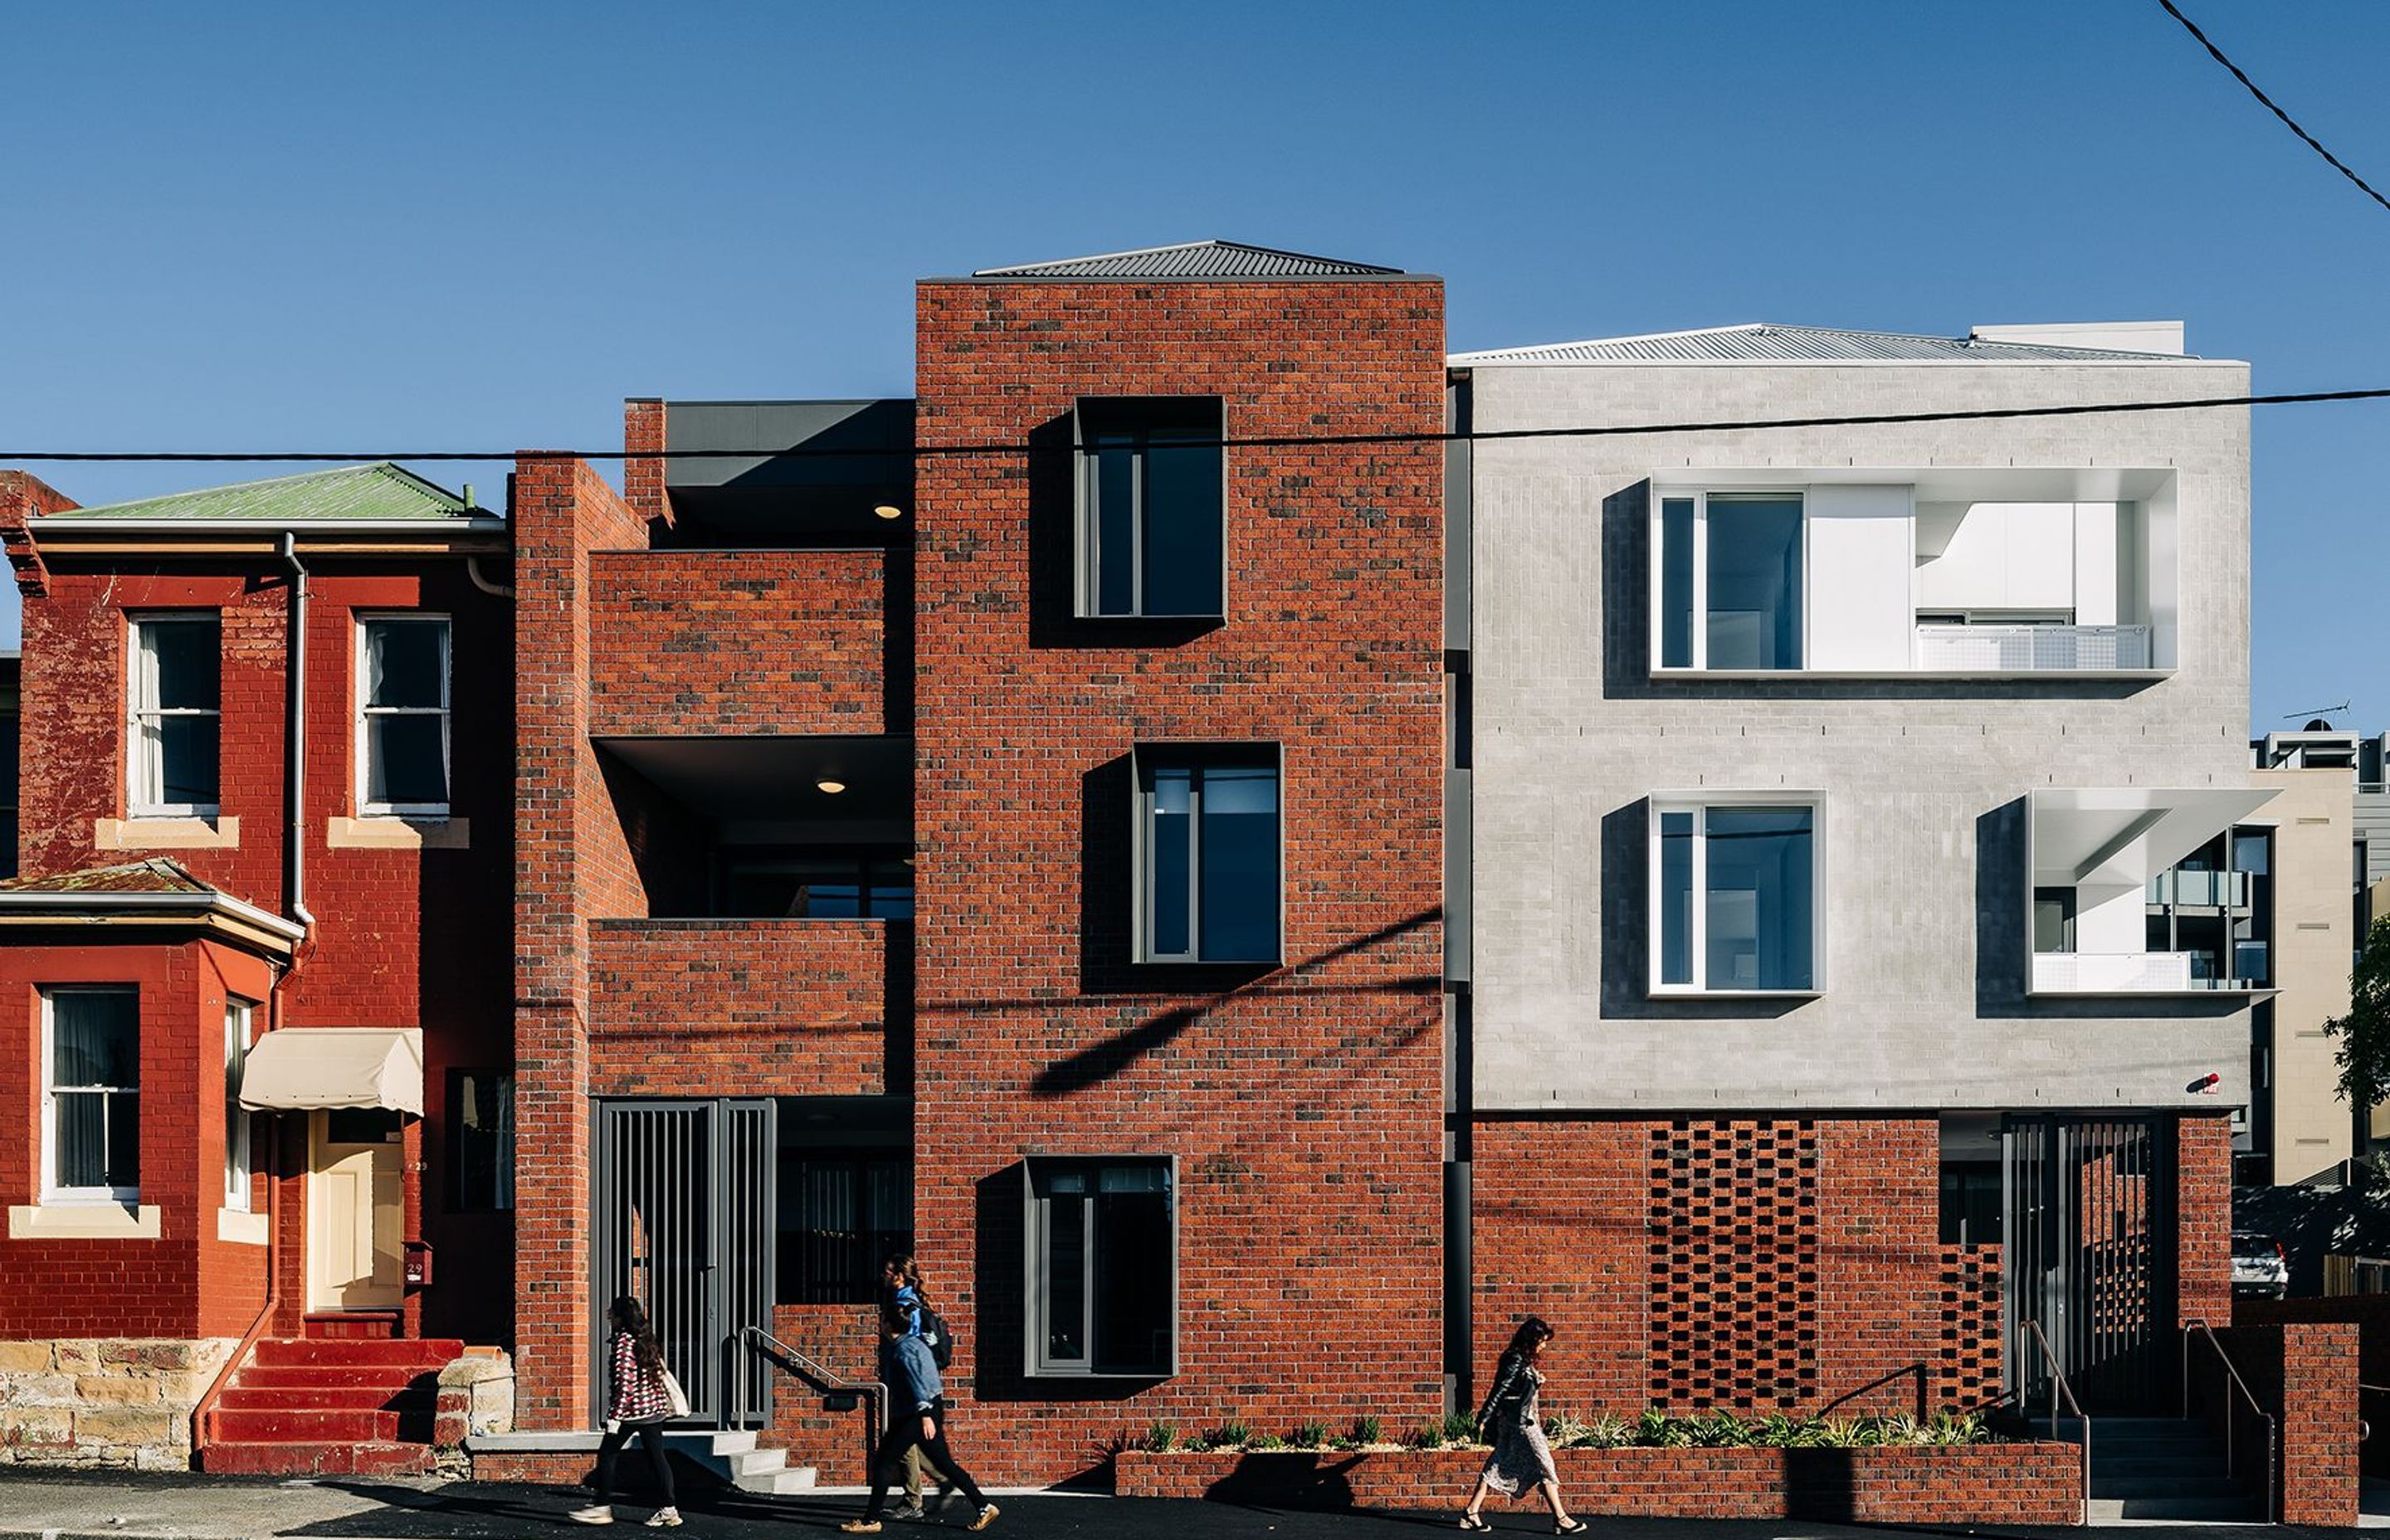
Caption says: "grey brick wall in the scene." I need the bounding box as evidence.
[1466,358,2257,1112]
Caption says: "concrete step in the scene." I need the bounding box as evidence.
[2087,1494,2264,1523]
[743,1464,818,1494]
[728,1446,787,1477]
[202,1440,436,1477]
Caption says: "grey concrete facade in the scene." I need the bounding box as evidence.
[1463,354,2257,1113]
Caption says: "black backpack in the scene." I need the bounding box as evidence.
[916,1302,956,1370]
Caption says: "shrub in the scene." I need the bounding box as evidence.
[1290,1421,1328,1449]
[1246,1432,1284,1451]
[1144,1420,1178,1454]
[1583,1413,1633,1449]
[1543,1411,1588,1449]
[1202,1418,1253,1452]
[1409,1421,1447,1450]
[1685,1410,1747,1447]
[1441,1410,1481,1447]
[1354,1414,1383,1447]
[1632,1408,1690,1447]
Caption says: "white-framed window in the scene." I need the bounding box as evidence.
[1022,1156,1177,1377]
[357,615,451,816]
[41,987,140,1202]
[1652,491,1806,670]
[1650,797,1823,994]
[224,999,255,1211]
[127,613,222,816]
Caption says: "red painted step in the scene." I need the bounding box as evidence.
[233,1365,435,1390]
[303,1309,402,1340]
[220,1384,435,1412]
[253,1338,461,1368]
[203,1440,435,1477]
[216,1407,410,1442]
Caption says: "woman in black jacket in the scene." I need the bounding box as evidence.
[1459,1316,1584,1533]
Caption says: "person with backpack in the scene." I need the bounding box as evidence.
[878,1253,958,1522]
[571,1295,685,1528]
[842,1299,998,1533]
[1457,1315,1586,1533]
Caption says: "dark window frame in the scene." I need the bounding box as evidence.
[1130,743,1284,966]
[1073,396,1227,621]
[1021,1155,1178,1378]
[775,1150,912,1306]
[446,1069,515,1212]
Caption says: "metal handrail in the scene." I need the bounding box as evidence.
[2017,1318,2090,1528]
[734,1324,886,1474]
[2182,1318,2277,1523]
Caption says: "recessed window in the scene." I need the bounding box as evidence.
[358,616,451,816]
[224,999,255,1211]
[1076,397,1224,619]
[450,1070,514,1211]
[128,615,222,816]
[1134,748,1280,964]
[1651,801,1820,992]
[1024,1157,1175,1377]
[2032,888,2077,955]
[778,1153,910,1305]
[43,987,139,1201]
[1653,493,1804,670]
[719,852,914,919]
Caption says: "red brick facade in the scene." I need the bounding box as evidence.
[0,525,515,1351]
[588,551,889,737]
[1471,1117,2006,1420]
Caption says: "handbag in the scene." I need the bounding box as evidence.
[660,1367,691,1419]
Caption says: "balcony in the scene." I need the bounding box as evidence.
[588,548,901,737]
[2147,868,2250,908]
[2027,787,2275,996]
[1914,623,2151,674]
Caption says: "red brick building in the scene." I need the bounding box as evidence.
[0,465,512,1472]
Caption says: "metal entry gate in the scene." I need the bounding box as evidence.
[593,1099,777,1426]
[2002,1114,2176,1413]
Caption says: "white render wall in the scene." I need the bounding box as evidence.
[1466,358,2254,1112]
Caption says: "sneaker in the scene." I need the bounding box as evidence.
[645,1509,683,1529]
[840,1523,885,1536]
[890,1500,928,1522]
[968,1504,1000,1533]
[568,1507,616,1527]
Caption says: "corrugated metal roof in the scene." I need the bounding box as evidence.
[0,858,214,894]
[1450,323,2199,364]
[973,240,1402,279]
[48,462,474,521]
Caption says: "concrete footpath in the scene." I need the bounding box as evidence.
[0,1471,2373,1539]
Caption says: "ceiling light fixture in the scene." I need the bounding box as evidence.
[815,778,846,795]
[872,504,905,520]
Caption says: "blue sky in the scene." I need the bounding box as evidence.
[2,1,2384,733]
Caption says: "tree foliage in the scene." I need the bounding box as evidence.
[2324,916,2390,1110]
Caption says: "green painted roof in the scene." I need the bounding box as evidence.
[51,462,476,522]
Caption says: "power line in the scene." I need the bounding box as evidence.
[2157,0,2390,217]
[2,384,2388,465]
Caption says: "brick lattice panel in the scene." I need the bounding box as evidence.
[1935,1244,2002,1411]
[1646,1120,1821,1411]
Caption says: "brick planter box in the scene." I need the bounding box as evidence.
[1115,1443,2083,1524]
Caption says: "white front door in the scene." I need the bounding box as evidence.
[308,1108,403,1309]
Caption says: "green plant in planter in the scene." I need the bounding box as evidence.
[1441,1411,1480,1447]
[1816,1415,1886,1448]
[1685,1410,1746,1447]
[1632,1408,1690,1447]
[1144,1419,1178,1454]
[1542,1412,1588,1449]
[1925,1411,1986,1445]
[1290,1421,1328,1449]
[1247,1432,1284,1451]
[1203,1418,1253,1451]
[1410,1421,1447,1450]
[1583,1413,1633,1449]
[1354,1414,1383,1447]
[1750,1412,1828,1448]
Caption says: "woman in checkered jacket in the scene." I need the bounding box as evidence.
[571,1296,681,1528]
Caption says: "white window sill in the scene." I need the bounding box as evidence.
[9,1201,163,1239]
[95,816,240,850]
[1648,988,1825,1001]
[217,1206,268,1245]
[327,815,470,850]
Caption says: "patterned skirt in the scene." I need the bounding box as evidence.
[1480,1416,1557,1496]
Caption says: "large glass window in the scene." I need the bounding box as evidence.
[358,616,451,815]
[129,615,221,816]
[1077,398,1225,619]
[1136,752,1280,963]
[450,1070,515,1211]
[1652,492,1804,670]
[44,987,139,1200]
[719,852,914,920]
[1026,1157,1175,1377]
[777,1153,910,1305]
[1650,802,1818,992]
[224,1000,254,1210]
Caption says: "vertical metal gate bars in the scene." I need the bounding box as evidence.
[2003,1114,2174,1415]
[592,1099,778,1428]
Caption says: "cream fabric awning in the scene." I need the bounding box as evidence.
[238,1028,423,1115]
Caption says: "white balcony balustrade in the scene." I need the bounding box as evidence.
[2031,951,2195,993]
[1914,623,2152,673]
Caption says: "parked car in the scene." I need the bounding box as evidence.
[2231,1231,2288,1299]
